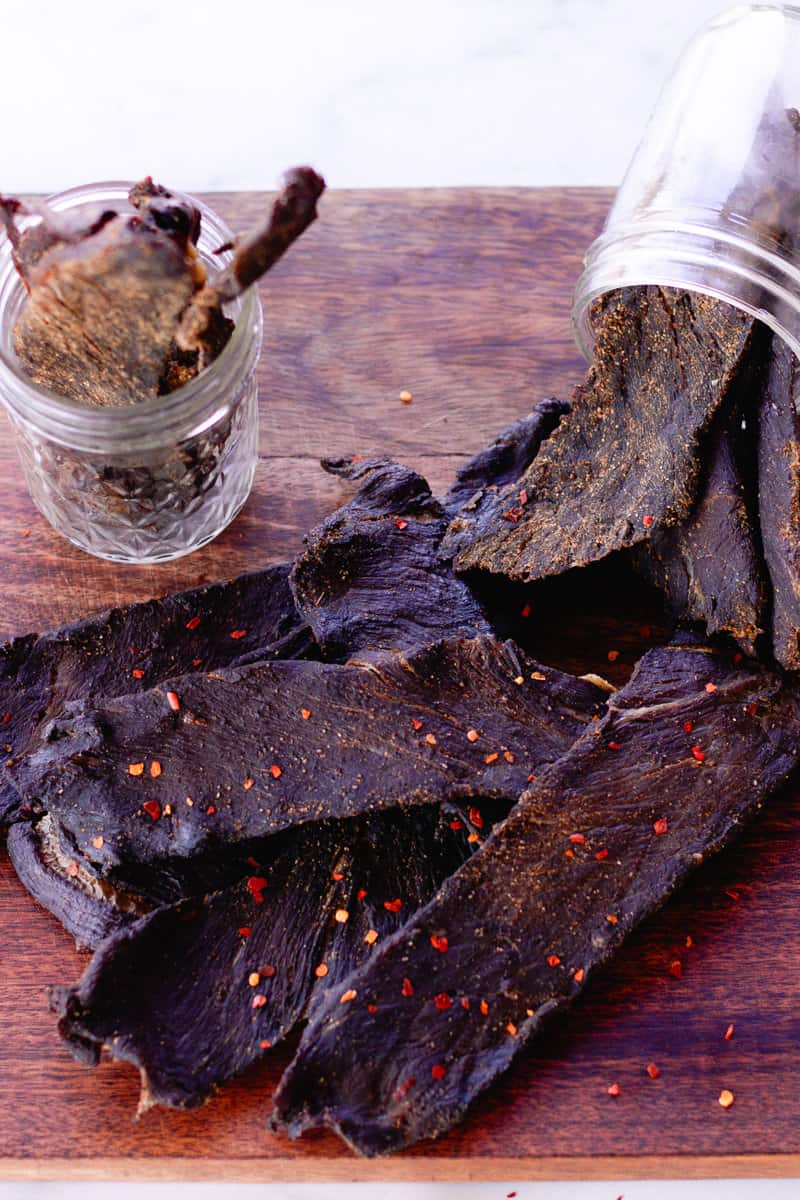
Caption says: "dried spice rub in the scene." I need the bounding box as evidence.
[273,637,800,1156]
[16,637,606,894]
[443,288,754,581]
[0,563,311,829]
[50,806,498,1108]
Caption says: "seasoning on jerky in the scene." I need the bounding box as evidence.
[17,636,605,894]
[273,637,800,1156]
[443,288,755,581]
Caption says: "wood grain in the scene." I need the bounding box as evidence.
[2,187,798,1181]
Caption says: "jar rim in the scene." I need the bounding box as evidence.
[0,181,262,450]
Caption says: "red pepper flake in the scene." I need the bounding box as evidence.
[301,708,312,721]
[331,870,344,881]
[642,514,654,528]
[21,528,30,537]
[527,773,536,783]
[230,629,247,639]
[247,876,268,898]
[683,720,694,733]
[685,934,693,947]
[150,760,162,779]
[128,762,144,777]
[531,671,546,681]
[425,733,438,747]
[607,741,620,751]
[484,752,499,765]
[431,1063,447,1081]
[399,390,413,404]
[394,1077,415,1101]
[334,908,349,923]
[520,604,532,619]
[430,934,449,954]
[242,777,255,791]
[503,750,515,764]
[1,713,10,725]
[259,1039,271,1050]
[356,888,368,901]
[340,989,357,1004]
[411,718,423,731]
[502,505,524,523]
[595,848,609,861]
[434,992,452,1011]
[569,833,586,845]
[547,954,561,968]
[705,682,718,694]
[351,454,365,463]
[669,959,683,979]
[724,1023,735,1041]
[519,488,528,506]
[131,669,145,680]
[461,997,471,1010]
[314,964,328,978]
[238,927,251,938]
[91,835,104,850]
[725,889,740,902]
[248,972,261,987]
[640,625,652,639]
[384,898,403,913]
[733,652,743,664]
[607,1082,621,1097]
[653,817,668,836]
[719,1089,734,1109]
[269,763,282,779]
[251,994,267,1009]
[691,745,706,763]
[606,914,618,925]
[746,702,758,717]
[449,819,464,831]
[142,800,161,821]
[206,804,216,816]
[192,658,202,667]
[401,977,415,997]
[607,650,620,663]
[469,806,484,829]
[368,1004,378,1014]
[480,1000,489,1015]
[364,929,379,945]
[467,832,480,844]
[260,965,276,978]
[506,1023,518,1037]
[185,616,202,631]
[565,848,575,859]
[394,518,408,530]
[573,968,584,983]
[167,691,181,712]
[646,1062,661,1080]
[466,728,479,742]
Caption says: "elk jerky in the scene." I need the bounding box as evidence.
[636,333,769,654]
[442,397,570,515]
[0,562,311,829]
[274,636,800,1156]
[291,458,489,658]
[49,804,495,1108]
[758,334,800,670]
[443,288,755,582]
[17,637,605,894]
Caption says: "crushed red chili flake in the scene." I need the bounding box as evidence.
[230,629,247,639]
[260,965,276,978]
[466,728,479,742]
[331,870,344,881]
[565,848,575,859]
[468,806,484,829]
[394,518,408,530]
[364,929,379,945]
[185,616,202,631]
[520,603,532,619]
[691,745,706,763]
[461,997,470,1010]
[411,718,423,731]
[683,719,694,733]
[467,832,480,844]
[547,954,561,968]
[527,773,536,783]
[607,741,621,751]
[367,1004,378,1014]
[248,972,260,987]
[206,804,216,816]
[569,833,586,845]
[314,964,328,978]
[301,708,312,720]
[334,908,349,923]
[746,702,758,717]
[573,968,585,983]
[669,959,683,979]
[260,1039,271,1050]
[606,914,618,925]
[166,691,181,712]
[513,675,525,686]
[247,876,268,897]
[142,800,161,821]
[607,1082,621,1096]
[504,750,515,764]
[479,1000,489,1015]
[502,505,524,523]
[640,625,652,638]
[484,752,499,765]
[430,934,449,954]
[425,733,437,746]
[653,817,668,835]
[91,835,104,849]
[192,658,202,667]
[685,934,693,947]
[251,994,267,1009]
[356,888,368,901]
[269,763,282,779]
[647,1062,661,1080]
[150,760,162,779]
[401,977,415,997]
[431,1063,447,1081]
[724,1023,735,1040]
[131,668,145,680]
[519,488,528,505]
[238,927,251,938]
[243,777,255,791]
[595,848,609,860]
[128,762,144,777]
[724,888,740,901]
[719,1089,734,1109]
[399,390,413,404]
[449,819,463,831]
[506,1023,518,1037]
[607,649,620,663]
[394,1077,415,1101]
[1,713,10,724]
[384,898,403,913]
[642,514,654,527]
[434,993,452,1011]
[340,989,357,1003]
[705,682,718,694]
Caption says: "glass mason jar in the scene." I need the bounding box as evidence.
[0,182,262,563]
[573,3,800,361]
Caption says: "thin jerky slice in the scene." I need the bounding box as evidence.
[273,637,800,1156]
[443,398,570,515]
[291,458,489,658]
[18,637,605,893]
[637,338,769,653]
[50,806,488,1109]
[443,288,754,581]
[758,335,800,670]
[0,562,311,829]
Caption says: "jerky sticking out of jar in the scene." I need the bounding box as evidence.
[3,167,325,407]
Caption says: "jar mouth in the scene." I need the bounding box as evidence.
[0,181,263,451]
[572,215,800,362]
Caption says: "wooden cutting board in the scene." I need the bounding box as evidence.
[1,188,799,1183]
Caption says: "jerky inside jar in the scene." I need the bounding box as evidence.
[0,171,324,563]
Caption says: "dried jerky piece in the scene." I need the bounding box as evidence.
[273,637,800,1156]
[637,334,769,654]
[291,458,489,658]
[49,805,487,1109]
[443,288,754,581]
[758,334,800,670]
[443,398,570,515]
[18,637,605,894]
[0,563,311,829]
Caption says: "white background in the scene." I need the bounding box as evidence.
[2,1,792,1197]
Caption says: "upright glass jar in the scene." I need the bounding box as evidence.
[0,182,262,563]
[573,3,800,361]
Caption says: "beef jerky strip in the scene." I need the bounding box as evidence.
[49,805,491,1108]
[636,329,770,654]
[758,334,800,670]
[442,398,570,516]
[17,637,605,894]
[291,458,489,659]
[0,562,311,829]
[274,637,800,1156]
[442,287,755,582]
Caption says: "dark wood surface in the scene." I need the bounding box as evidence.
[1,188,799,1182]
